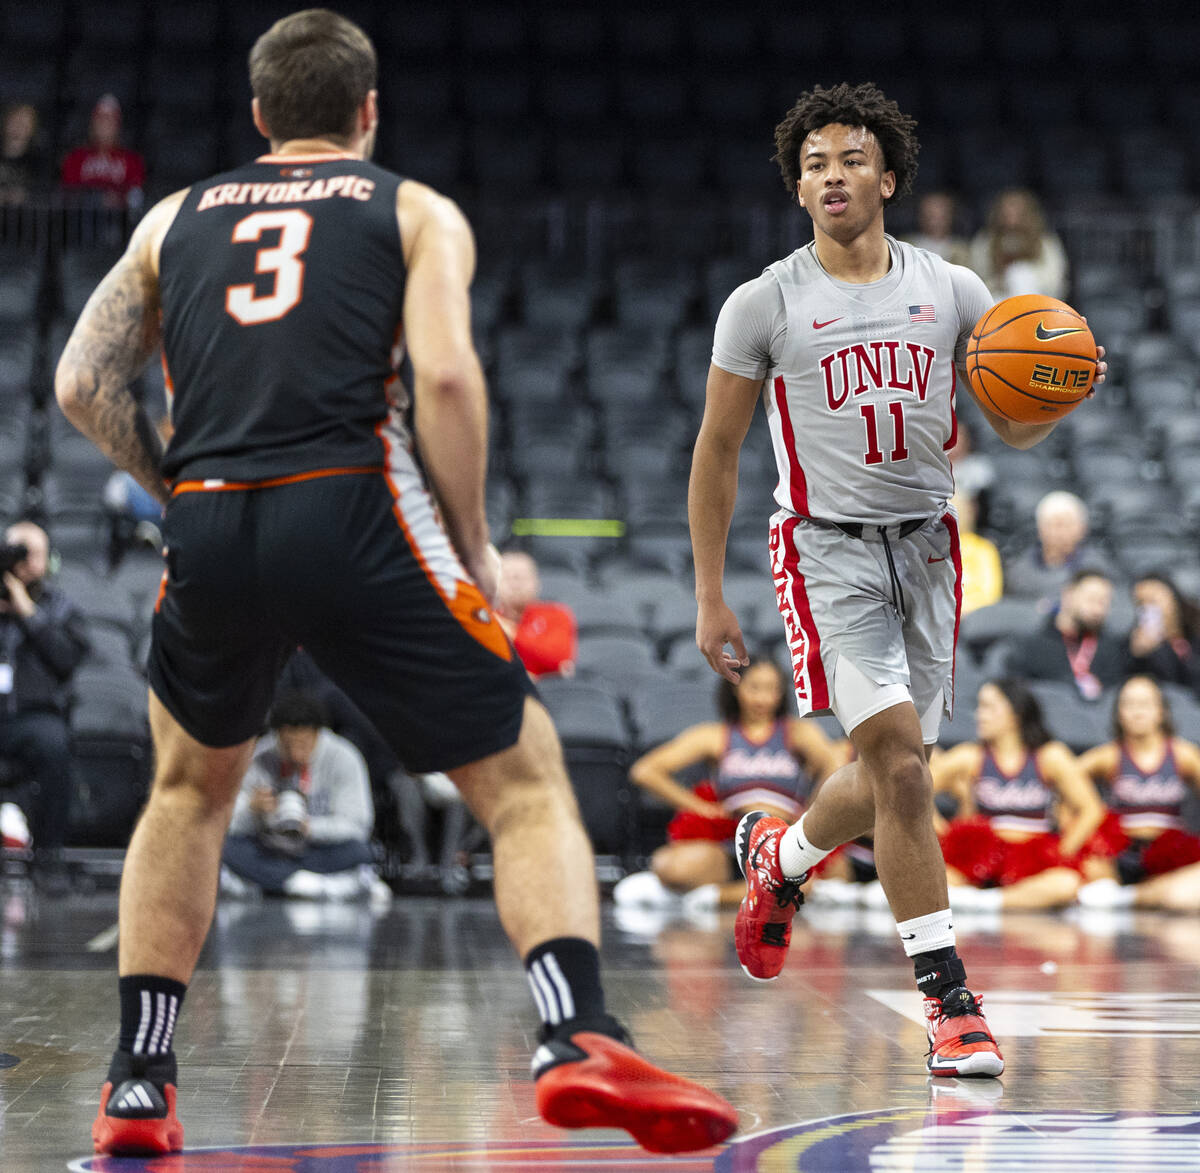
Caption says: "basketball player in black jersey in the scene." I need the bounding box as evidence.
[56,9,735,1157]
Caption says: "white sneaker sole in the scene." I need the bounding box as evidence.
[929,1050,1005,1077]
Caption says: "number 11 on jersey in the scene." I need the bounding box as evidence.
[860,401,909,465]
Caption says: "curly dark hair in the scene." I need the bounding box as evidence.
[772,82,919,204]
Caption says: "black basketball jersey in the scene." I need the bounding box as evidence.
[158,152,407,482]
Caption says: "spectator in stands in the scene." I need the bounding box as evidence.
[969,188,1068,300]
[0,103,45,206]
[932,678,1105,911]
[1125,573,1200,693]
[615,658,840,911]
[0,520,90,894]
[1006,568,1127,700]
[494,549,577,677]
[952,488,1003,615]
[60,94,145,211]
[906,190,970,267]
[1076,675,1200,910]
[1003,490,1108,607]
[220,690,390,903]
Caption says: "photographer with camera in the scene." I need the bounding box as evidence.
[0,521,91,894]
[220,690,388,901]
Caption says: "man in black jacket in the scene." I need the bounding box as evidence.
[0,521,90,892]
[1007,568,1128,699]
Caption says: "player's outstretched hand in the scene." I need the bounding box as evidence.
[696,599,749,683]
[1082,324,1106,398]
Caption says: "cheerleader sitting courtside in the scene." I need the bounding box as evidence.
[931,679,1106,911]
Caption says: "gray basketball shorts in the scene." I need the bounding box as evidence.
[768,508,963,735]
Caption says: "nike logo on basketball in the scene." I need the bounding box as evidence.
[812,317,842,330]
[1035,322,1085,341]
[927,555,946,564]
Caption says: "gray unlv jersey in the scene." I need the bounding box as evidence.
[712,235,994,525]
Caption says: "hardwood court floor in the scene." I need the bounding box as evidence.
[2,884,1200,1171]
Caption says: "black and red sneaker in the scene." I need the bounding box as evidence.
[534,1015,738,1154]
[924,987,1005,1078]
[734,811,806,981]
[93,1050,184,1155]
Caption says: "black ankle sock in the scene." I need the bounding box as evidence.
[118,975,187,1057]
[912,946,968,1000]
[524,937,606,1031]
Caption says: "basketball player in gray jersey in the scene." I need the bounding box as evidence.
[690,83,1105,1077]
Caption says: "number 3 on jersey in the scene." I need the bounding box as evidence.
[225,209,313,326]
[860,401,909,466]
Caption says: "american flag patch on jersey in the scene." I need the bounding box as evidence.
[908,304,936,323]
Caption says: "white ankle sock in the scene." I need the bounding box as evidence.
[895,907,956,958]
[779,813,834,878]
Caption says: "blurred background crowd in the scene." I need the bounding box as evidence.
[2,0,1200,898]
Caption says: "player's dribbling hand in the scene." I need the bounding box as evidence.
[696,599,749,683]
[1082,322,1106,398]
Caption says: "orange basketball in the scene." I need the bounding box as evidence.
[965,294,1096,423]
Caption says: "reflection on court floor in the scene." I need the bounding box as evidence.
[3,890,1200,1171]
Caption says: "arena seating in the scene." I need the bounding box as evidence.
[5,2,1200,855]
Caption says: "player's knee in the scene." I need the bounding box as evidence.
[870,749,932,825]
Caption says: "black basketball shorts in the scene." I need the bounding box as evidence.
[147,467,534,772]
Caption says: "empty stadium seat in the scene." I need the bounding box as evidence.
[0,56,56,108]
[0,0,64,52]
[536,677,637,856]
[959,599,1041,663]
[1028,681,1110,752]
[627,676,716,750]
[576,632,662,684]
[520,266,598,331]
[535,7,606,59]
[0,322,37,399]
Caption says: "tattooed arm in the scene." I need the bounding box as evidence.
[55,191,187,505]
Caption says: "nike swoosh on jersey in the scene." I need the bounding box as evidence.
[1034,322,1086,341]
[927,555,946,564]
[812,317,842,330]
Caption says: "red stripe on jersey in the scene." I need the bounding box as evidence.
[943,510,964,690]
[779,516,829,710]
[943,361,958,452]
[773,375,810,517]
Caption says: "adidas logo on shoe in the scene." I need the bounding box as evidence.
[93,1051,184,1156]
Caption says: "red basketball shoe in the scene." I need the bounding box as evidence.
[534,1016,738,1153]
[92,1051,184,1155]
[924,987,1005,1077]
[734,811,806,981]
